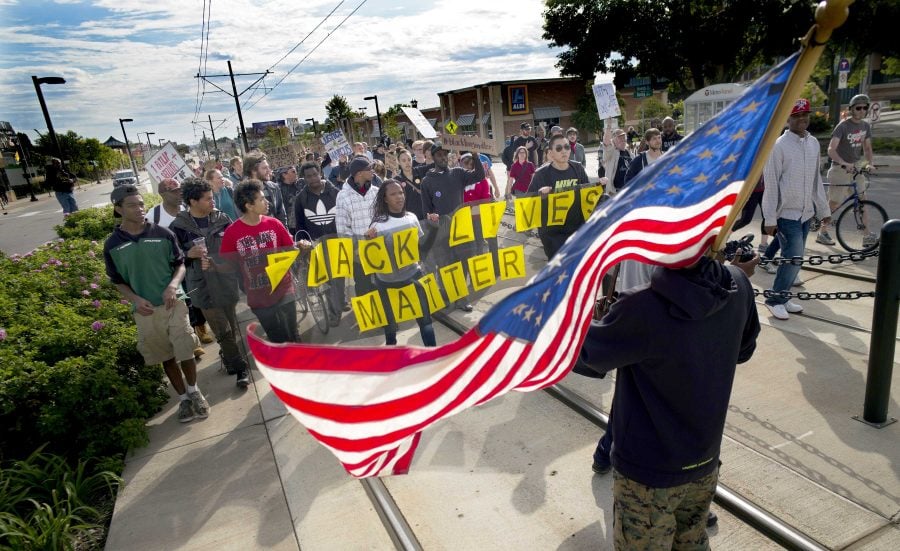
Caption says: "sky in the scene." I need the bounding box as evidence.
[0,0,565,148]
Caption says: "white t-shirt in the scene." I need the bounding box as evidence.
[145,204,184,228]
[369,212,424,283]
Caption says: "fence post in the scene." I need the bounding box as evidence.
[856,219,900,427]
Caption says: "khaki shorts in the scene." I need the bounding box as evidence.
[133,300,199,365]
[826,165,856,204]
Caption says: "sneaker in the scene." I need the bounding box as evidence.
[761,262,777,274]
[236,369,250,389]
[785,300,804,314]
[456,302,474,312]
[792,275,804,287]
[757,243,769,254]
[816,232,835,245]
[765,303,789,320]
[592,456,612,475]
[707,511,718,528]
[189,390,210,418]
[194,346,205,359]
[862,232,878,248]
[177,399,195,423]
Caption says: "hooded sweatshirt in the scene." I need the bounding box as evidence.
[579,257,760,488]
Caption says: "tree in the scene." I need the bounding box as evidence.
[542,0,812,91]
[325,95,354,137]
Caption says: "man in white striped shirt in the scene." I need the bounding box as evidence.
[336,156,382,297]
[761,99,831,320]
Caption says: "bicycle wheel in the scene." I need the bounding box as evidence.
[307,284,331,335]
[835,199,888,252]
[291,270,309,314]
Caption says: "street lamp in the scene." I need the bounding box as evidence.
[410,99,418,109]
[139,132,155,155]
[158,138,166,147]
[363,95,383,144]
[119,118,140,186]
[305,118,319,136]
[31,75,66,158]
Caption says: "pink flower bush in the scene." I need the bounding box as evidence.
[0,328,7,341]
[81,290,91,297]
[91,321,105,332]
[92,300,102,308]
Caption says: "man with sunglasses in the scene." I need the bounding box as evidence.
[528,133,591,260]
[818,93,876,246]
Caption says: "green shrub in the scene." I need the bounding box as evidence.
[872,137,900,155]
[807,112,830,134]
[0,238,168,464]
[54,194,161,241]
[0,447,122,550]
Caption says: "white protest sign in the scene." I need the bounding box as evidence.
[401,106,438,139]
[592,82,620,120]
[320,129,353,161]
[145,143,192,184]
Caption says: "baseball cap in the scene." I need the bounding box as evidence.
[790,98,811,116]
[520,122,532,129]
[430,142,448,156]
[157,178,180,193]
[110,184,141,217]
[349,156,373,176]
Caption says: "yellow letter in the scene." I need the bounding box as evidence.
[439,262,469,303]
[479,201,505,239]
[327,237,354,278]
[449,206,475,246]
[388,284,423,323]
[359,236,391,274]
[351,290,388,331]
[581,186,602,221]
[419,273,446,313]
[265,250,299,294]
[547,190,575,226]
[467,253,496,291]
[498,245,526,280]
[515,196,541,231]
[307,244,329,288]
[393,227,419,269]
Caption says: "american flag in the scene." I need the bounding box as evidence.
[248,54,798,478]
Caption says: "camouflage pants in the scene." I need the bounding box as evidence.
[613,470,717,551]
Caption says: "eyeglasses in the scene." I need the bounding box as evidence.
[552,144,568,152]
[853,105,869,111]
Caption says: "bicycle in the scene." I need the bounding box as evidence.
[827,165,888,253]
[293,231,333,335]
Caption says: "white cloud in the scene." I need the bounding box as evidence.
[0,0,565,147]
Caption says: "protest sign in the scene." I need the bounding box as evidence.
[145,143,192,183]
[384,150,399,175]
[592,82,620,120]
[320,130,353,161]
[264,144,298,170]
[439,133,497,155]
[401,106,438,139]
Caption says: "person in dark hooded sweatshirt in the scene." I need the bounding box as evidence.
[578,254,760,550]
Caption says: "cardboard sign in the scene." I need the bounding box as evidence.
[145,143,192,183]
[384,150,399,175]
[287,117,302,136]
[439,133,497,155]
[264,144,298,170]
[592,82,620,120]
[400,106,438,139]
[320,130,353,161]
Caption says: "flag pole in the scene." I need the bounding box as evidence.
[710,0,855,255]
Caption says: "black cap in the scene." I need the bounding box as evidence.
[520,122,532,129]
[430,142,447,156]
[110,184,141,217]
[349,156,373,176]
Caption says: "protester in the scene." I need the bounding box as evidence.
[242,152,287,227]
[818,93,877,246]
[227,157,242,187]
[46,157,78,215]
[566,127,586,165]
[512,122,539,165]
[411,140,428,168]
[421,142,486,312]
[602,128,633,193]
[204,168,238,222]
[335,156,382,299]
[578,253,760,550]
[506,146,535,198]
[220,180,300,343]
[393,148,425,220]
[528,133,592,260]
[274,165,303,235]
[660,117,684,152]
[170,178,249,388]
[534,125,548,166]
[762,98,830,320]
[461,153,498,266]
[364,180,437,347]
[624,128,663,185]
[103,184,210,424]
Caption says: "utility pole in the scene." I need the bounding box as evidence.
[202,131,210,158]
[195,61,270,154]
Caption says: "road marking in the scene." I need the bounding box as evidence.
[92,202,107,208]
[17,211,44,218]
[771,430,813,450]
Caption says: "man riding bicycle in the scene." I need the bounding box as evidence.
[818,93,877,247]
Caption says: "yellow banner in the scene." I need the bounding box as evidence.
[515,196,542,231]
[359,236,391,275]
[498,245,526,280]
[547,190,575,227]
[479,201,505,239]
[388,284,423,323]
[265,250,299,293]
[449,207,475,246]
[419,273,446,313]
[439,261,469,303]
[307,244,329,288]
[393,227,420,269]
[351,290,388,331]
[468,253,496,291]
[327,238,354,278]
[581,186,603,221]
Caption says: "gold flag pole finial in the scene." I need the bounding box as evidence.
[711,0,855,256]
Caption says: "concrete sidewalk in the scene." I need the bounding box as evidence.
[105,237,900,550]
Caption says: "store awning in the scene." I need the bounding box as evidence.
[480,113,491,125]
[532,106,561,120]
[427,118,437,127]
[455,113,476,127]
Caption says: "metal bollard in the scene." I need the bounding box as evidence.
[856,219,900,427]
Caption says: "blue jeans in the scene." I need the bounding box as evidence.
[766,218,811,306]
[55,191,78,214]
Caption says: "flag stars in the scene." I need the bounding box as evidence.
[534,314,543,326]
[512,303,527,315]
[547,253,566,269]
[697,149,713,160]
[692,173,709,184]
[556,272,569,285]
[522,307,536,321]
[541,289,552,303]
[668,164,684,175]
[716,173,732,185]
[705,124,722,136]
[731,129,748,141]
[666,185,683,195]
[741,100,762,113]
[723,154,738,165]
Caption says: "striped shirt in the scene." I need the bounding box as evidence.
[762,129,829,224]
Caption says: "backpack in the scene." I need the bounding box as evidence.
[502,142,516,169]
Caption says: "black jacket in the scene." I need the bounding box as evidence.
[421,160,485,216]
[579,257,759,488]
[294,181,340,240]
[169,210,240,309]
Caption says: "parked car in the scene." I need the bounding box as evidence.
[112,169,136,188]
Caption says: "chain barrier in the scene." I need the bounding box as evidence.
[756,248,878,300]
